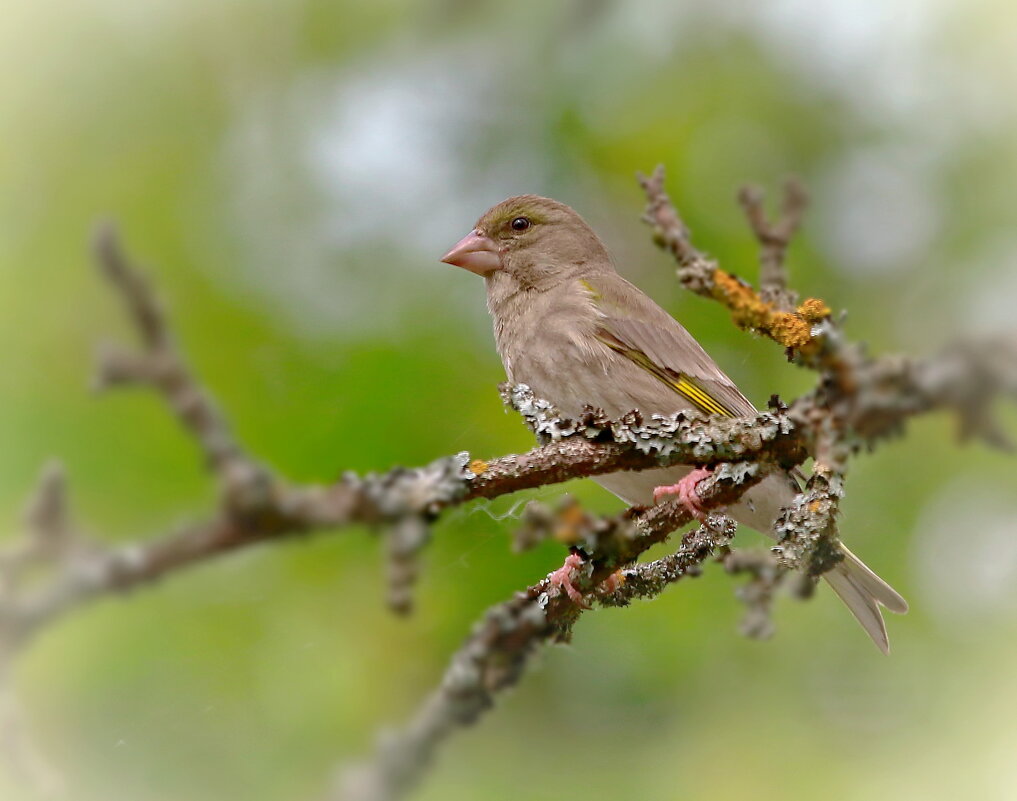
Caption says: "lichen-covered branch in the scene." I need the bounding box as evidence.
[773,464,845,577]
[597,517,739,607]
[639,165,831,355]
[639,166,1017,454]
[3,285,1011,653]
[0,405,802,651]
[827,335,1017,452]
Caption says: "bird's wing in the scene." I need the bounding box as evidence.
[581,272,758,418]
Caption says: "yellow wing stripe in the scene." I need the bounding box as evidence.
[671,375,732,417]
[597,334,735,418]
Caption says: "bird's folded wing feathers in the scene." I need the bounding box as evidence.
[582,274,758,418]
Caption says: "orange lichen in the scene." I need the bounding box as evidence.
[768,313,813,349]
[797,297,831,323]
[468,459,488,475]
[710,269,829,351]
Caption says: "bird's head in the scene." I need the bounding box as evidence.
[441,195,611,290]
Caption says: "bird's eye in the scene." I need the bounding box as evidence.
[510,217,531,231]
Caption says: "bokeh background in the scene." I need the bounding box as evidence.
[4,1,1017,799]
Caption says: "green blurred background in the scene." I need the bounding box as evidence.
[3,1,1017,799]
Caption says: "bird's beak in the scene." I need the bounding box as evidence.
[440,230,502,276]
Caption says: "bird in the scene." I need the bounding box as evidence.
[441,194,908,653]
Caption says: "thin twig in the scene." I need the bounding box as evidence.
[637,165,718,293]
[737,178,809,311]
[722,548,788,640]
[93,224,247,478]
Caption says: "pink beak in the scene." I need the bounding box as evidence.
[440,230,502,276]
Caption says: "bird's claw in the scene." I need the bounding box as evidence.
[547,552,590,608]
[653,467,713,520]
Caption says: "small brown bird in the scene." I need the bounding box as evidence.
[442,195,907,652]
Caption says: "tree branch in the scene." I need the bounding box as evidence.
[597,516,739,607]
[639,165,831,357]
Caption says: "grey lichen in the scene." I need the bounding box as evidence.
[357,452,474,521]
[772,467,845,577]
[597,518,738,608]
[501,383,803,467]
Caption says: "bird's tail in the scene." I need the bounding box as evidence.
[822,545,909,654]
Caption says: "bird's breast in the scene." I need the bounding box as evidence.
[491,284,610,416]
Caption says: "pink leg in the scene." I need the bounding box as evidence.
[653,467,713,520]
[547,552,589,607]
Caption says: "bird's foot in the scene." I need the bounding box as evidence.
[652,467,713,520]
[547,552,590,608]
